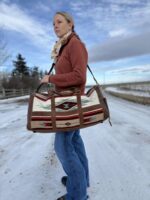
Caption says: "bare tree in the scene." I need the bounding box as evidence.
[0,29,10,66]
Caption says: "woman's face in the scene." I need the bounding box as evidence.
[53,14,72,38]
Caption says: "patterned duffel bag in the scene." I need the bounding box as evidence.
[27,84,111,133]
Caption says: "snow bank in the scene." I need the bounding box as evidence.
[105,87,150,104]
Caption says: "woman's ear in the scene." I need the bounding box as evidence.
[68,22,73,31]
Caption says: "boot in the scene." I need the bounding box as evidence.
[57,194,66,200]
[60,176,89,199]
[61,176,67,187]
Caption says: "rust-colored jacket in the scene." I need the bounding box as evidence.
[49,33,88,94]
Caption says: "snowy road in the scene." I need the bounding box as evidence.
[0,94,150,200]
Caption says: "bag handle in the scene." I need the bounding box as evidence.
[36,63,99,93]
[35,83,49,93]
[36,83,80,95]
[35,63,55,93]
[47,63,99,85]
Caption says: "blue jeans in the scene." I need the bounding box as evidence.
[54,129,89,200]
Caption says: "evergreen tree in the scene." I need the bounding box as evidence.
[44,70,48,75]
[39,70,44,79]
[29,66,40,88]
[31,66,39,78]
[12,54,29,77]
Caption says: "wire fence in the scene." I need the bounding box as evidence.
[104,81,150,92]
[0,81,150,100]
[105,81,150,105]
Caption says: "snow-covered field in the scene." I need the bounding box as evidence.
[0,94,150,200]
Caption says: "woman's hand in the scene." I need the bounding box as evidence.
[41,75,49,83]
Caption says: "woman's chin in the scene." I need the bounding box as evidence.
[56,34,62,38]
[56,32,67,38]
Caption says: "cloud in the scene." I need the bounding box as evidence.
[89,31,150,62]
[70,0,150,36]
[1,0,10,3]
[109,29,128,37]
[109,64,150,74]
[0,2,54,49]
[35,2,51,13]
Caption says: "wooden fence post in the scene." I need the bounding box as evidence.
[13,89,16,96]
[21,88,24,96]
[2,88,6,98]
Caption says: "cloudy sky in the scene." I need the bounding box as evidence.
[0,0,150,84]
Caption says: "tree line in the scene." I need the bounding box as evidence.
[1,54,48,89]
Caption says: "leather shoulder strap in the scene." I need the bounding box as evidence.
[87,65,99,85]
[48,63,99,85]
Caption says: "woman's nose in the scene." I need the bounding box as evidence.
[54,23,58,29]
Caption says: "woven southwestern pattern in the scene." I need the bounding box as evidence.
[30,109,104,129]
[33,92,99,112]
[56,102,77,110]
[27,85,109,133]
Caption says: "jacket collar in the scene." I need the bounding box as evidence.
[59,32,80,55]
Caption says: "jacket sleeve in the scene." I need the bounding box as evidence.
[49,39,88,87]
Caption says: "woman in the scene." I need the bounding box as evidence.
[41,12,89,200]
